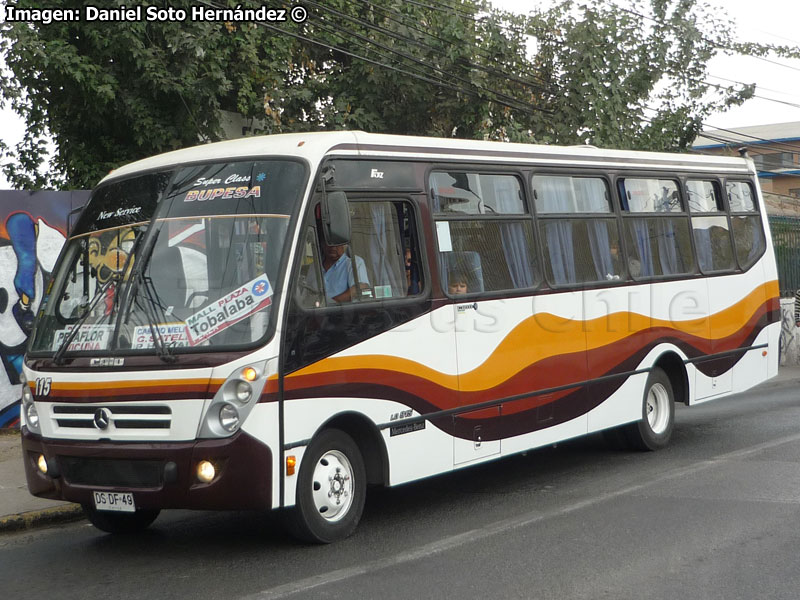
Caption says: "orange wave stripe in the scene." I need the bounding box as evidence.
[44,378,214,392]
[287,281,778,394]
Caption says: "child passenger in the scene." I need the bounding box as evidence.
[447,270,468,295]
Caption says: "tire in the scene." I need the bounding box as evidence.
[624,366,675,451]
[287,429,366,544]
[82,505,160,534]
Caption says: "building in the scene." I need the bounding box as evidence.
[693,121,800,199]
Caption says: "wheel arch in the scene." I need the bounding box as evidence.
[314,412,389,487]
[653,351,689,405]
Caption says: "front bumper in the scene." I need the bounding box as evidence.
[22,428,273,510]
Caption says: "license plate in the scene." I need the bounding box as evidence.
[93,491,136,513]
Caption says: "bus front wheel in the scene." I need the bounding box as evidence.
[624,366,675,451]
[82,505,160,534]
[288,429,366,544]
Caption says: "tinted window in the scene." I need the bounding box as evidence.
[305,199,424,306]
[431,172,525,214]
[687,180,723,213]
[727,181,757,213]
[623,217,695,278]
[619,179,681,213]
[540,218,623,285]
[731,215,765,270]
[532,176,610,214]
[439,220,538,293]
[692,216,735,272]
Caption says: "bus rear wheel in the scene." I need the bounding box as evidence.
[624,366,674,451]
[82,505,160,534]
[287,429,366,544]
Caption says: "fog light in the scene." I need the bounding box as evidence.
[235,381,252,403]
[26,402,40,429]
[37,454,48,474]
[197,460,216,483]
[219,403,240,431]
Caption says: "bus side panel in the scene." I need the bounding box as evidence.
[281,305,459,501]
[695,266,776,404]
[451,293,588,464]
[584,282,651,433]
[241,401,282,509]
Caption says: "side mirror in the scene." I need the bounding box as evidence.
[321,191,350,246]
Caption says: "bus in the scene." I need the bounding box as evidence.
[20,132,779,542]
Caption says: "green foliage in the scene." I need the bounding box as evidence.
[2,0,797,189]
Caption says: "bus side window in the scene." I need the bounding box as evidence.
[339,200,423,302]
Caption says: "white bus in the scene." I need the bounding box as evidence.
[21,132,779,542]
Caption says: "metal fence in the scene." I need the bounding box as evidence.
[769,215,800,298]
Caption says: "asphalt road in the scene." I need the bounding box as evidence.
[3,383,800,600]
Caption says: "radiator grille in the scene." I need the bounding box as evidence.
[52,404,172,430]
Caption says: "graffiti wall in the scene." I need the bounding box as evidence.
[0,190,89,428]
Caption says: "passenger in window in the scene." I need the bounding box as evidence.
[405,247,421,295]
[609,239,640,279]
[447,270,469,295]
[321,239,370,303]
[606,240,622,280]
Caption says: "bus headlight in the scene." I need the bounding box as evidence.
[20,373,42,434]
[196,460,216,483]
[219,404,240,432]
[26,402,40,430]
[21,382,34,404]
[235,381,252,403]
[198,360,270,439]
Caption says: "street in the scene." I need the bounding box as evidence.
[3,381,800,600]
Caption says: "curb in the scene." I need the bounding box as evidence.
[0,504,84,534]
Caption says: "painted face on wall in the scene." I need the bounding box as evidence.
[87,227,137,284]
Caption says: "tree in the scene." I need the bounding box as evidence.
[2,0,797,189]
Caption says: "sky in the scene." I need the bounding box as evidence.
[490,0,800,130]
[2,0,800,188]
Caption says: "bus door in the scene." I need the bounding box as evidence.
[450,295,502,465]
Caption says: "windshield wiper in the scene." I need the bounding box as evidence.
[124,230,176,363]
[53,272,120,366]
[134,268,177,363]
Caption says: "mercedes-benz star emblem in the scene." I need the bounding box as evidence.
[93,408,111,430]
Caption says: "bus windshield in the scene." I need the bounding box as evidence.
[30,159,306,357]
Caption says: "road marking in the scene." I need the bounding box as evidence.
[242,431,800,600]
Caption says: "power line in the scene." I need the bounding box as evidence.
[345,0,553,91]
[696,126,800,155]
[305,0,546,93]
[202,0,800,163]
[706,73,791,97]
[617,5,800,75]
[195,0,553,119]
[303,10,553,116]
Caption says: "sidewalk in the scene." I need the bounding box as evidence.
[0,431,82,532]
[2,366,800,534]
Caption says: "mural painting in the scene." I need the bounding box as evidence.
[0,191,89,428]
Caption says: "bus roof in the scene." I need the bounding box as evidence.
[101,130,754,184]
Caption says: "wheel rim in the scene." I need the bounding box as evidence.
[646,382,670,435]
[310,449,354,522]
